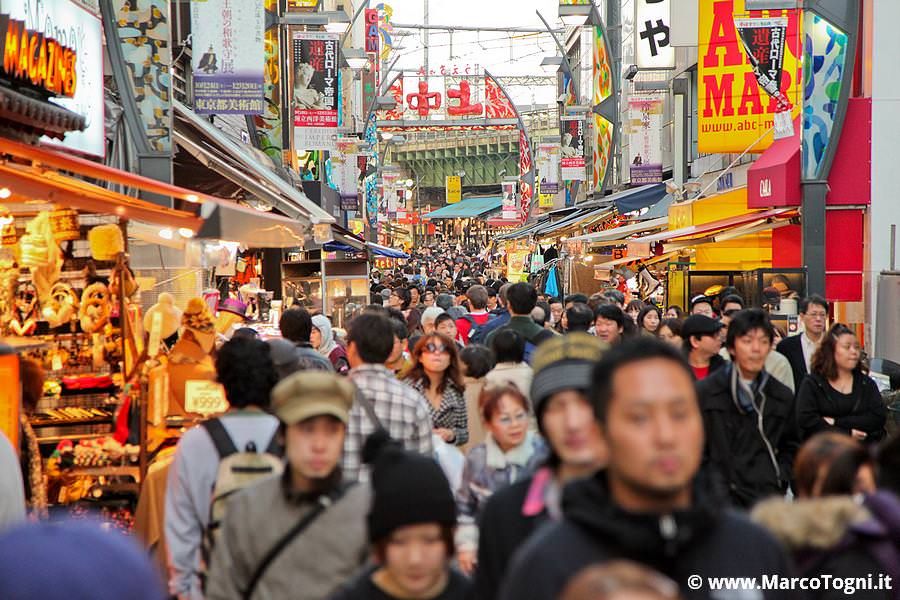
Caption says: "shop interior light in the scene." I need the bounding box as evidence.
[404,179,414,188]
[178,228,195,238]
[159,228,174,240]
[584,254,594,262]
[0,188,10,199]
[0,213,13,226]
[185,194,200,203]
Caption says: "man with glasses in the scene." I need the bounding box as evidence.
[776,295,829,393]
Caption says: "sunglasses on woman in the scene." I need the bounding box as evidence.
[424,342,449,355]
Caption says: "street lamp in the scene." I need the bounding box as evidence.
[324,10,351,34]
[540,56,565,75]
[558,3,591,27]
[342,48,370,71]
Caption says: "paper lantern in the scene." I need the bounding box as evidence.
[88,224,125,261]
[50,208,80,242]
[1,224,16,246]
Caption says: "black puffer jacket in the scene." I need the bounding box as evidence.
[697,363,799,509]
[497,471,795,600]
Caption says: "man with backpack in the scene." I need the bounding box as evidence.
[485,283,556,363]
[206,371,370,600]
[455,285,493,346]
[165,337,281,600]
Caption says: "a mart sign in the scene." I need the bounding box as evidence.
[698,0,802,153]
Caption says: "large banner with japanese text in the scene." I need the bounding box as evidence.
[292,32,341,151]
[697,0,802,153]
[191,0,265,115]
[537,143,561,194]
[560,117,587,181]
[627,94,665,185]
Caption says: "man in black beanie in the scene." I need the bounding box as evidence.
[332,432,472,600]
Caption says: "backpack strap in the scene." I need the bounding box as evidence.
[201,418,239,459]
[241,483,353,600]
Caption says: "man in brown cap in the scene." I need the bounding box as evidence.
[206,371,370,600]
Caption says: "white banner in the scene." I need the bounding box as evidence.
[501,181,518,220]
[560,117,586,181]
[627,93,665,185]
[635,0,674,69]
[536,143,561,194]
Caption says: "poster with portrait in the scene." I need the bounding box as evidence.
[560,117,586,181]
[537,143,561,194]
[293,31,341,151]
[627,94,664,185]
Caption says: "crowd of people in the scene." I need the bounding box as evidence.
[1,243,898,600]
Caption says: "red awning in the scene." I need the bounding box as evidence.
[747,117,801,209]
[630,208,796,245]
[486,217,523,228]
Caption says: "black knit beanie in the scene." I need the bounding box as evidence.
[363,430,457,543]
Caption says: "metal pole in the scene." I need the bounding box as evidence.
[423,0,430,76]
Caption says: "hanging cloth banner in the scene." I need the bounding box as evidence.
[734,17,792,113]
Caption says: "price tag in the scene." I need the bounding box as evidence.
[147,311,163,358]
[184,380,229,416]
[773,110,794,140]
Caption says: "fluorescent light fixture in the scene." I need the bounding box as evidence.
[558,3,590,26]
[0,188,10,199]
[159,228,174,240]
[178,227,195,238]
[343,48,370,71]
[540,56,564,75]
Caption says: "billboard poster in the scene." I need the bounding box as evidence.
[293,31,341,151]
[560,117,587,181]
[635,0,674,69]
[627,94,665,185]
[537,143,561,195]
[191,0,265,115]
[697,0,801,153]
[286,0,318,10]
[501,181,518,221]
[329,153,359,211]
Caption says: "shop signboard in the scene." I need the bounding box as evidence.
[0,0,105,157]
[286,0,318,10]
[501,180,518,220]
[627,93,665,185]
[539,193,555,209]
[0,354,18,449]
[635,0,674,69]
[697,0,801,153]
[560,117,587,181]
[293,31,341,151]
[191,0,265,115]
[446,176,461,204]
[537,143,560,194]
[365,9,379,52]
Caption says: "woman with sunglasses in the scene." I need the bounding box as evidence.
[455,383,546,575]
[402,333,468,447]
[796,324,886,444]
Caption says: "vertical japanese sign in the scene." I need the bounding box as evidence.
[537,143,561,194]
[735,18,792,112]
[445,80,484,119]
[560,117,587,181]
[635,0,674,69]
[446,176,462,204]
[293,32,341,151]
[365,9,380,53]
[627,94,665,185]
[501,181,518,221]
[191,0,265,115]
[697,0,801,153]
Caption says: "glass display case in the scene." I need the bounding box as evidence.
[281,248,369,317]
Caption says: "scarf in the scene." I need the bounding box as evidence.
[728,362,769,414]
[311,314,338,357]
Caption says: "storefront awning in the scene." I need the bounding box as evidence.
[496,216,551,241]
[630,208,797,245]
[368,242,409,259]
[569,217,669,245]
[610,183,668,214]
[486,216,523,228]
[747,117,801,209]
[423,196,502,219]
[196,201,307,247]
[173,101,334,225]
[0,86,85,140]
[536,204,615,239]
[637,193,674,220]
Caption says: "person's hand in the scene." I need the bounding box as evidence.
[824,417,836,426]
[457,549,477,575]
[851,429,868,441]
[435,428,455,443]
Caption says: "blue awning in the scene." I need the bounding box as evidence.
[424,196,502,219]
[637,193,675,220]
[367,242,408,259]
[611,183,668,214]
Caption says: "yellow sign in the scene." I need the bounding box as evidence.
[348,219,365,236]
[446,176,461,204]
[539,193,554,209]
[185,380,229,416]
[697,0,802,153]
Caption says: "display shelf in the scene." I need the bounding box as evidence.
[30,415,114,428]
[36,432,109,444]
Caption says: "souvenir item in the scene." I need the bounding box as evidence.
[42,282,80,329]
[79,282,111,334]
[10,281,39,336]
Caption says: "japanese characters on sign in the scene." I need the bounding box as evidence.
[501,181,518,221]
[191,0,265,115]
[537,143,561,195]
[635,0,674,69]
[286,0,318,10]
[697,0,801,153]
[627,93,665,185]
[379,76,514,121]
[293,31,341,151]
[734,18,792,112]
[560,117,587,181]
[446,176,462,204]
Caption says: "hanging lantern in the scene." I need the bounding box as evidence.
[50,208,80,242]
[1,223,16,246]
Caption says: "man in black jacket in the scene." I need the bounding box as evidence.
[776,295,829,393]
[473,334,608,600]
[682,314,726,381]
[697,309,799,509]
[498,338,794,600]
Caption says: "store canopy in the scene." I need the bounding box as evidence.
[496,215,551,241]
[196,201,309,248]
[610,183,668,214]
[569,216,670,245]
[747,116,801,209]
[0,86,85,140]
[486,216,523,228]
[638,193,675,220]
[368,242,409,259]
[535,204,615,239]
[173,101,334,225]
[630,208,797,245]
[423,196,502,220]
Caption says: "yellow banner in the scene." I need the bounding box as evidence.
[697,0,802,153]
[446,176,461,204]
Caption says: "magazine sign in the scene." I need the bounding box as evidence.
[560,117,586,181]
[293,31,341,151]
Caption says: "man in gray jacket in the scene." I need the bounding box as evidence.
[206,370,370,600]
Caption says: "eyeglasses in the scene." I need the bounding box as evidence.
[424,342,449,354]
[496,412,529,427]
[806,311,827,319]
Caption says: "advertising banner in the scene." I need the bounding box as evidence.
[627,94,665,185]
[286,0,318,9]
[191,0,265,115]
[697,0,801,153]
[365,9,379,52]
[1,0,105,156]
[537,143,561,195]
[293,31,341,151]
[560,117,587,181]
[501,181,518,221]
[446,176,461,204]
[635,0,674,69]
[330,152,359,211]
